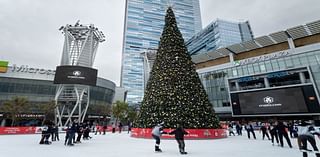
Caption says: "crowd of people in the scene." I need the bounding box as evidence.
[227,120,320,157]
[39,120,132,146]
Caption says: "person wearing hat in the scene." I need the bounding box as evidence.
[151,122,167,152]
[169,124,189,154]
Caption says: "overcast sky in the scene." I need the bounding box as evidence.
[0,0,320,86]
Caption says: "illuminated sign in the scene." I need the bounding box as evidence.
[0,61,9,73]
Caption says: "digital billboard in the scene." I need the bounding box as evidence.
[54,66,97,86]
[231,85,320,116]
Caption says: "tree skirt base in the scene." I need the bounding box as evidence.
[131,128,227,139]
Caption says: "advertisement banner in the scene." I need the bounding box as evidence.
[131,128,227,139]
[0,127,37,135]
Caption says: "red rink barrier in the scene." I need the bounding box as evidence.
[131,128,227,139]
[0,127,37,135]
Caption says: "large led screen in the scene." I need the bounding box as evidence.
[231,85,320,116]
[54,66,97,86]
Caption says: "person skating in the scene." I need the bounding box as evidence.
[112,122,116,133]
[269,123,279,146]
[67,121,77,146]
[39,125,51,145]
[228,123,235,136]
[169,124,188,154]
[236,123,242,136]
[260,123,271,140]
[245,123,256,139]
[276,121,292,148]
[83,122,91,140]
[75,123,84,143]
[297,121,320,157]
[118,122,123,133]
[152,122,167,152]
[127,121,132,134]
[53,125,59,141]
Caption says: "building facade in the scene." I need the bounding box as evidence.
[121,0,202,105]
[192,20,320,120]
[186,19,254,56]
[0,64,115,125]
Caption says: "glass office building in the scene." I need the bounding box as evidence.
[186,19,254,55]
[192,20,320,119]
[121,0,202,105]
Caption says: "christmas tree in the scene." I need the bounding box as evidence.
[135,7,220,129]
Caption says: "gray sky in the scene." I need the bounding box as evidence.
[0,0,320,86]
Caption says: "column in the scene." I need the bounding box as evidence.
[264,77,270,88]
[287,37,295,49]
[229,53,234,63]
[299,72,306,83]
[235,81,240,91]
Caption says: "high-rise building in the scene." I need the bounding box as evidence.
[121,0,202,105]
[186,19,254,55]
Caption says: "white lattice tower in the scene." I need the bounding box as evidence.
[55,21,105,126]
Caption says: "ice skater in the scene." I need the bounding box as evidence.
[228,123,235,136]
[276,121,292,148]
[236,123,242,136]
[245,123,256,139]
[151,122,167,152]
[169,124,188,154]
[39,125,51,145]
[269,123,279,146]
[297,121,320,157]
[260,123,270,140]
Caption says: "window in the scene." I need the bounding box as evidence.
[259,63,266,72]
[271,60,279,70]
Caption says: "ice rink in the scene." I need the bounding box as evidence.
[0,132,310,157]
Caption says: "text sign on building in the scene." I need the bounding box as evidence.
[54,66,97,86]
[11,64,55,75]
[233,50,290,66]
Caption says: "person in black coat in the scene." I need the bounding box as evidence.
[67,121,77,146]
[169,124,188,155]
[260,123,270,140]
[236,123,242,136]
[269,123,279,146]
[276,121,292,148]
[76,123,84,143]
[245,123,256,139]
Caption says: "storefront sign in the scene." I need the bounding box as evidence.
[233,50,290,66]
[11,64,55,75]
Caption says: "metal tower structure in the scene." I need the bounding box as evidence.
[55,21,105,126]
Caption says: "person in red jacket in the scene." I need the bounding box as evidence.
[169,124,188,155]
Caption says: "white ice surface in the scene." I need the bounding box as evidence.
[0,131,312,157]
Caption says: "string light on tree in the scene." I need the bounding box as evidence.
[135,7,220,129]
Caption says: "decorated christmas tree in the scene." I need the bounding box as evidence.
[135,7,220,129]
